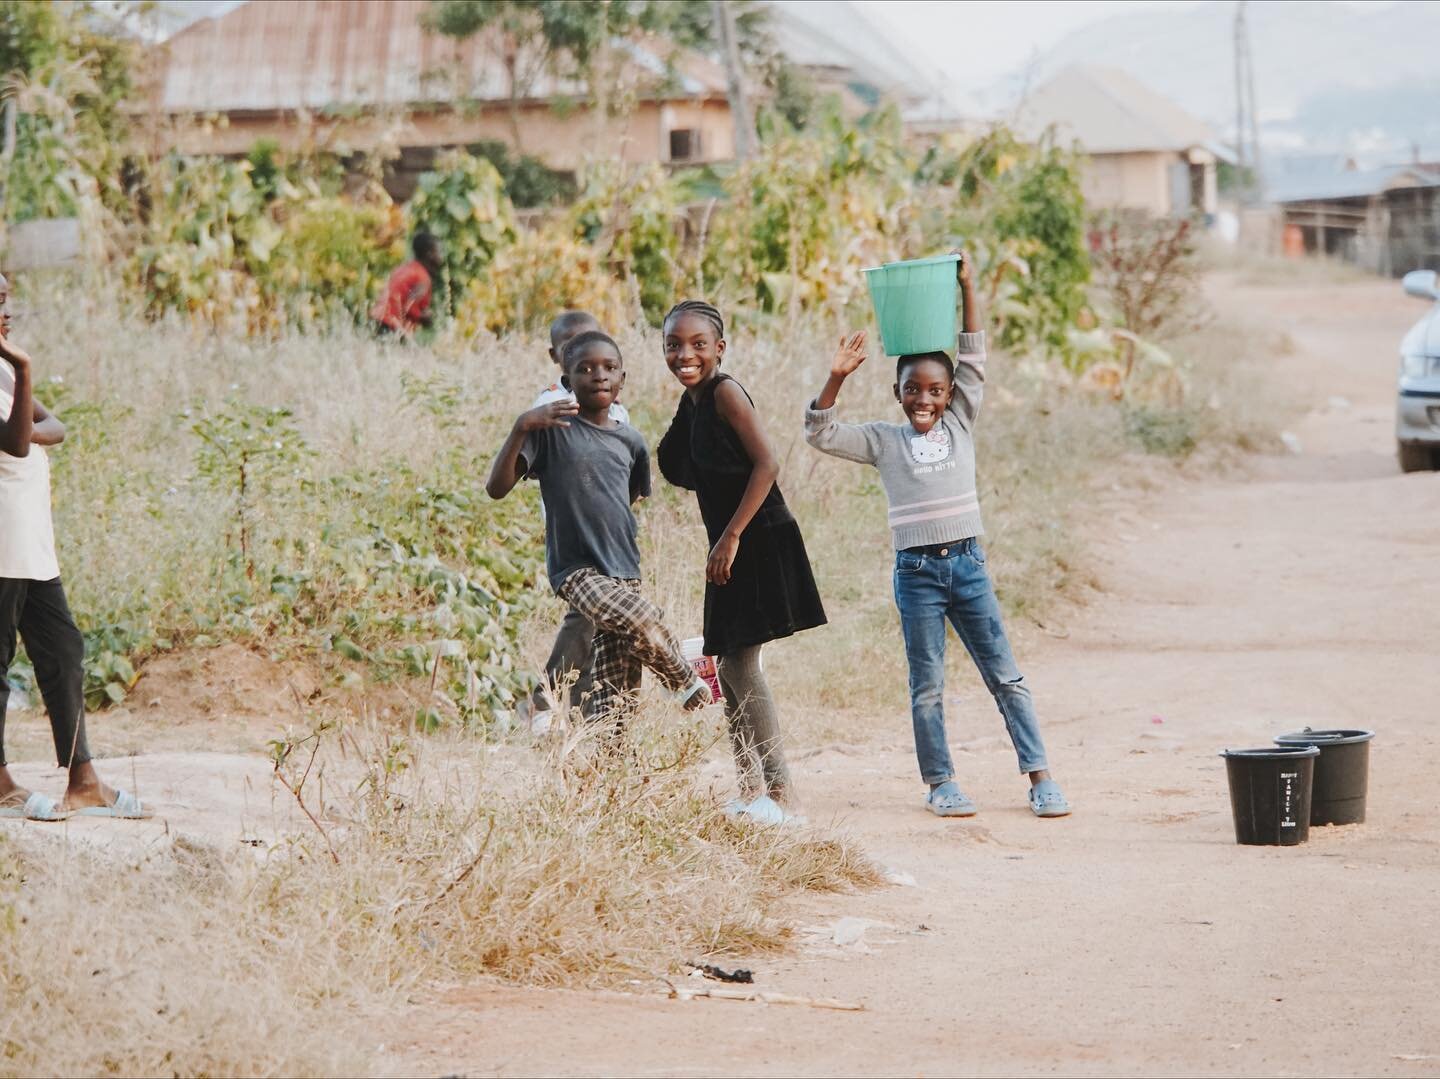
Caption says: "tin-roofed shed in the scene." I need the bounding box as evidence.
[1271,165,1440,276]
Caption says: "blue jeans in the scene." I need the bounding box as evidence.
[892,539,1049,783]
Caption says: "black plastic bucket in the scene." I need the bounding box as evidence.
[1221,746,1320,846]
[1273,728,1375,826]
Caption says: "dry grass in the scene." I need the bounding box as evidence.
[0,706,881,1076]
[1201,241,1372,288]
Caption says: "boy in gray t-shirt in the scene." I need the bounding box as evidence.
[523,310,629,726]
[487,331,710,726]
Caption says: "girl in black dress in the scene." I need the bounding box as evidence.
[657,301,827,823]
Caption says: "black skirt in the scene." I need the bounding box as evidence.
[700,502,827,656]
[658,374,827,657]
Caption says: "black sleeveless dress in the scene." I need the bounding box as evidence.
[657,374,827,656]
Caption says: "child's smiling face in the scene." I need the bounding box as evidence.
[894,357,954,435]
[663,310,725,389]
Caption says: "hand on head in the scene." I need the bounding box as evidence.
[954,249,974,290]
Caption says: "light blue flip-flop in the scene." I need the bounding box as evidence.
[927,781,978,818]
[1028,778,1071,818]
[72,789,152,820]
[0,791,72,821]
[729,795,806,827]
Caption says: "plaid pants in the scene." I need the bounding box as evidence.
[557,569,694,721]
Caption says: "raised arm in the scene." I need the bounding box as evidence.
[814,331,867,411]
[805,331,884,464]
[950,252,986,430]
[0,333,35,457]
[485,400,577,499]
[959,252,979,336]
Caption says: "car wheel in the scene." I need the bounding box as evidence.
[1397,441,1439,472]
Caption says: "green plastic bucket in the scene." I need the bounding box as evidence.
[863,254,960,357]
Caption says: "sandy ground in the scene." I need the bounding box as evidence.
[6,275,1439,1076]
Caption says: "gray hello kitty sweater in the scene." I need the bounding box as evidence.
[804,331,986,550]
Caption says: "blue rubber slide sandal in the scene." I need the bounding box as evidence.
[926,781,977,817]
[1029,778,1071,818]
[72,789,153,819]
[0,791,71,821]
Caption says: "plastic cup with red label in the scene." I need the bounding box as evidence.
[681,637,724,704]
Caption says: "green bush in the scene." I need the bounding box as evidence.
[404,151,517,316]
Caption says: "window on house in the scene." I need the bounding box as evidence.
[669,128,701,162]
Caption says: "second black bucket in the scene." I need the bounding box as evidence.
[1273,728,1375,826]
[1221,746,1319,846]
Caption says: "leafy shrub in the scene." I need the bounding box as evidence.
[457,221,630,336]
[404,151,517,315]
[0,0,136,227]
[468,138,577,208]
[933,128,1091,361]
[704,106,916,316]
[260,196,404,325]
[1090,210,1209,339]
[1123,404,1196,457]
[569,161,682,323]
[127,156,271,330]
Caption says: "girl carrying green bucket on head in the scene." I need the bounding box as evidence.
[803,253,1071,819]
[658,300,827,826]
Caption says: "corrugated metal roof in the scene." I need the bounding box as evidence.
[154,0,728,113]
[1014,65,1219,155]
[1270,165,1440,204]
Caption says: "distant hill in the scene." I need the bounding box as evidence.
[977,0,1440,166]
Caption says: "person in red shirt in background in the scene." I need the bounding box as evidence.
[372,230,444,336]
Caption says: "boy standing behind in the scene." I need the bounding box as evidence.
[371,230,443,337]
[524,311,629,726]
[487,331,710,728]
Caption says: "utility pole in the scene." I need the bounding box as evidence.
[713,0,754,162]
[1233,1,1262,204]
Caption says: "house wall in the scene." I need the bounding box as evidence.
[165,98,735,175]
[1077,150,1218,218]
[1078,151,1174,216]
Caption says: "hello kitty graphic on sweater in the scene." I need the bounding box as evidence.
[804,331,986,550]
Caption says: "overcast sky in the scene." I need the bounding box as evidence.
[854,0,1201,92]
[852,0,1398,96]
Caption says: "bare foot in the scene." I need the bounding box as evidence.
[58,760,118,812]
[0,765,32,808]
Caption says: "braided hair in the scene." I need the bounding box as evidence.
[662,299,725,340]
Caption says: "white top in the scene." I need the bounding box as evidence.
[532,382,630,424]
[0,361,60,580]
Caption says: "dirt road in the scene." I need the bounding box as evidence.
[391,278,1439,1077]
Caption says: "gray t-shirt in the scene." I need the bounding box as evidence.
[522,417,651,592]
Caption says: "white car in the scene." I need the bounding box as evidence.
[1398,269,1440,473]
